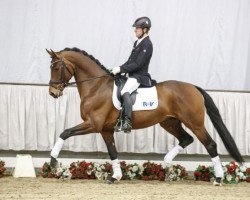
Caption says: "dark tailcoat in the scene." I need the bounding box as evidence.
[120,36,153,86]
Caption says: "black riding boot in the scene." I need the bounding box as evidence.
[121,92,132,133]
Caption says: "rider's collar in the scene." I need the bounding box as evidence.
[136,34,149,46]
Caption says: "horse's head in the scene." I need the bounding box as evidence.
[46,49,75,98]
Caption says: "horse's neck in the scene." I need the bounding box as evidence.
[68,53,112,99]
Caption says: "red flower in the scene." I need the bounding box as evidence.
[246,168,250,175]
[246,177,250,183]
[194,171,201,177]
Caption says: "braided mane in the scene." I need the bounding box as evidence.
[61,47,112,75]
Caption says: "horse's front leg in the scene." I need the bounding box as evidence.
[50,121,94,168]
[101,131,122,184]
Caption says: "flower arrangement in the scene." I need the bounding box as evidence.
[194,162,250,184]
[194,165,215,182]
[0,159,6,178]
[41,160,187,182]
[165,164,188,181]
[41,160,249,184]
[54,164,72,180]
[222,162,248,184]
[69,161,96,179]
[41,162,55,178]
[93,162,112,180]
[246,168,250,183]
[41,162,71,179]
[120,161,143,180]
[141,161,165,181]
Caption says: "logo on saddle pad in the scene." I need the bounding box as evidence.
[112,83,158,111]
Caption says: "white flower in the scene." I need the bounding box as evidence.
[132,165,138,172]
[96,167,102,172]
[235,176,240,182]
[226,174,232,182]
[168,165,174,172]
[240,166,246,173]
[139,166,144,174]
[101,165,106,170]
[87,170,92,175]
[104,172,109,179]
[223,167,228,173]
[237,172,244,179]
[177,169,181,175]
[131,173,136,178]
[235,168,239,173]
[62,169,72,179]
[95,171,103,180]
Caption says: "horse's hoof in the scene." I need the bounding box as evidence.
[106,177,117,184]
[50,156,58,169]
[213,181,222,186]
[213,177,222,186]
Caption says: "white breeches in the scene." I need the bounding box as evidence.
[121,77,140,95]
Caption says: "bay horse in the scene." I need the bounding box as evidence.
[46,47,244,185]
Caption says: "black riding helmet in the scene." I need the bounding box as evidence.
[132,17,151,29]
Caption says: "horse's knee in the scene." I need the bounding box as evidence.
[179,132,194,148]
[206,140,218,158]
[60,129,71,140]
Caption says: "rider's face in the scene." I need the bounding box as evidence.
[134,27,143,38]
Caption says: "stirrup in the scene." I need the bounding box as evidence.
[114,107,124,132]
[122,117,132,133]
[114,119,123,132]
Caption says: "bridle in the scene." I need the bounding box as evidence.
[49,58,73,88]
[49,58,111,90]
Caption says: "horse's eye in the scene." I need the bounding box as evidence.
[53,66,59,71]
[51,64,59,70]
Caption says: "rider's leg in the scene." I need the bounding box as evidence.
[120,78,140,133]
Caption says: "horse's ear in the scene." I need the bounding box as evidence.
[50,49,60,59]
[46,48,52,57]
[46,48,60,59]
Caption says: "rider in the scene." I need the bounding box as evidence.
[111,16,153,133]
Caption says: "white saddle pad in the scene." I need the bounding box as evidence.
[112,83,158,111]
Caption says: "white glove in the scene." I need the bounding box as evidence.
[110,67,120,75]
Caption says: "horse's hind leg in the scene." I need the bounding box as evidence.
[160,117,194,168]
[190,125,223,185]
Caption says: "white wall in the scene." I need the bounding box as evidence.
[0,0,250,90]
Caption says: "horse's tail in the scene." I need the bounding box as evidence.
[195,86,244,164]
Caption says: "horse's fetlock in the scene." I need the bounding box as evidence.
[60,129,71,140]
[206,140,218,157]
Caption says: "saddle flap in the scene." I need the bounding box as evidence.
[112,80,158,111]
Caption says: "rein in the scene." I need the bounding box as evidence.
[64,74,110,87]
[49,58,111,89]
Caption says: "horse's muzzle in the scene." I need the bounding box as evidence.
[49,86,63,98]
